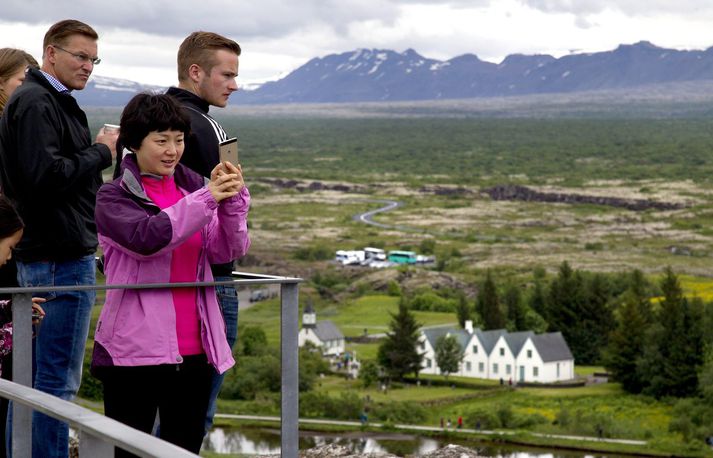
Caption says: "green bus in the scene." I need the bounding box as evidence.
[387,250,417,264]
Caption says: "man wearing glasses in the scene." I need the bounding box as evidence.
[0,19,116,458]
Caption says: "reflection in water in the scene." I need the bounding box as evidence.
[202,428,440,456]
[203,427,624,457]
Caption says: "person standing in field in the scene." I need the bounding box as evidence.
[0,19,117,458]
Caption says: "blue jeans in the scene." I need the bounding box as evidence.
[12,256,95,458]
[204,277,238,433]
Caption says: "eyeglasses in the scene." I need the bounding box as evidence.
[51,45,101,65]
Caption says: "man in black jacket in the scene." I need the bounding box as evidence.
[171,31,243,434]
[0,19,117,458]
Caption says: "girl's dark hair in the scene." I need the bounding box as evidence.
[0,195,23,239]
[119,92,191,152]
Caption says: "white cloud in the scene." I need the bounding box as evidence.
[519,0,713,18]
[1,0,713,86]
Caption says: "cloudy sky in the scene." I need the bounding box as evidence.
[2,0,713,88]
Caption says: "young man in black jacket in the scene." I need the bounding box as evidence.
[0,19,117,458]
[172,32,244,435]
[172,31,242,435]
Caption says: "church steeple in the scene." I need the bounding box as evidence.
[302,301,316,329]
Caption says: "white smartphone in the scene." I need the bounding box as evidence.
[219,137,239,165]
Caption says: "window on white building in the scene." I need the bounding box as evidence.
[478,362,484,372]
[426,358,432,368]
[466,361,472,372]
[506,364,511,375]
[533,366,539,377]
[493,363,499,374]
[472,345,478,354]
[420,341,426,350]
[527,349,532,358]
[499,348,505,356]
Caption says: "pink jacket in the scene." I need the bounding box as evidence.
[92,156,250,374]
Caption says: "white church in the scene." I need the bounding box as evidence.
[418,321,575,383]
[297,303,345,356]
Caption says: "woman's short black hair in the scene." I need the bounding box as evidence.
[119,92,191,152]
[0,195,23,239]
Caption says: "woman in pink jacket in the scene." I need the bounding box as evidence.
[91,93,250,456]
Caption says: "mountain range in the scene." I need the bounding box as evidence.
[75,41,713,106]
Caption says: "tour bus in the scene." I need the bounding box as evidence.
[387,250,417,264]
[335,250,365,265]
[363,247,386,261]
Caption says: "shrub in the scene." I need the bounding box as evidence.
[464,407,501,429]
[220,353,281,400]
[387,280,402,297]
[496,403,515,428]
[299,392,364,420]
[359,360,380,388]
[369,401,427,423]
[584,242,604,251]
[240,326,268,356]
[311,269,350,298]
[294,244,332,261]
[299,346,331,391]
[419,239,436,255]
[409,291,457,312]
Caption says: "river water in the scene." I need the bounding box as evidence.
[202,427,631,457]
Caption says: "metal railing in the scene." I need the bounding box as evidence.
[0,271,301,457]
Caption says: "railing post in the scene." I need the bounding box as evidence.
[11,292,33,458]
[79,430,113,456]
[280,282,299,458]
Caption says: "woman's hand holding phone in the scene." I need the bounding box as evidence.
[208,162,244,202]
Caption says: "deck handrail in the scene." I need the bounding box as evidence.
[0,271,302,457]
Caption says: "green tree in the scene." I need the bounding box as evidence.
[548,261,609,364]
[387,280,402,297]
[627,269,654,324]
[639,267,704,398]
[547,261,584,332]
[456,292,472,328]
[668,348,713,443]
[578,273,615,364]
[240,326,268,356]
[602,289,651,393]
[698,348,713,402]
[358,360,380,388]
[476,271,505,330]
[221,353,281,400]
[434,334,463,379]
[299,344,331,391]
[504,283,527,331]
[377,302,423,381]
[701,300,713,348]
[527,278,548,324]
